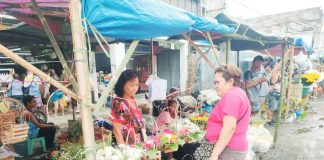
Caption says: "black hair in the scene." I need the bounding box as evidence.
[160,99,177,114]
[114,70,138,97]
[253,55,264,63]
[167,99,177,107]
[23,95,35,106]
[264,58,276,69]
[169,87,178,94]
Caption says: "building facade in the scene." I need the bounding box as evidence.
[245,7,324,54]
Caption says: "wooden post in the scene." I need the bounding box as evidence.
[284,45,294,122]
[0,44,78,99]
[95,40,139,108]
[273,43,288,147]
[183,33,215,70]
[69,0,95,159]
[226,39,231,64]
[205,32,222,65]
[31,0,78,92]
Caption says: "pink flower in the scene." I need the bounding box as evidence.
[179,128,189,136]
[162,128,175,134]
[144,142,153,149]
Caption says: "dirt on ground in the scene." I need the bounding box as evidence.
[258,98,324,160]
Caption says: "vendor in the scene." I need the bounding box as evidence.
[23,95,59,150]
[110,70,146,145]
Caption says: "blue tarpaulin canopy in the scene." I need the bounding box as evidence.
[82,0,234,40]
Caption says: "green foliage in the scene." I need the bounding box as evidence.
[69,119,83,141]
[147,149,159,159]
[52,142,85,160]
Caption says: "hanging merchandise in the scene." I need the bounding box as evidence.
[145,75,167,101]
[295,51,308,71]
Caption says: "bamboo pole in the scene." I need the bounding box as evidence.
[284,45,295,122]
[95,40,139,108]
[226,39,231,64]
[31,0,78,92]
[0,44,78,99]
[69,0,95,159]
[196,47,211,61]
[273,42,288,147]
[182,33,215,70]
[205,32,222,65]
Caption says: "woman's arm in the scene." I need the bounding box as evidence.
[112,122,125,144]
[210,116,237,160]
[43,83,50,98]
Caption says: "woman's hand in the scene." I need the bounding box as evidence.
[53,125,60,129]
[209,153,219,160]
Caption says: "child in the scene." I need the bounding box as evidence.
[156,99,177,128]
[156,99,177,160]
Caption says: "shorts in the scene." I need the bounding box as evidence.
[259,96,267,105]
[267,93,279,111]
[251,103,260,112]
[50,91,64,102]
[319,81,324,88]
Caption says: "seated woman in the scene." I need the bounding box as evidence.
[156,99,177,160]
[23,95,59,150]
[156,99,177,129]
[110,70,146,145]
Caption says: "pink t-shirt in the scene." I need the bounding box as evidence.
[206,87,251,151]
[156,111,173,128]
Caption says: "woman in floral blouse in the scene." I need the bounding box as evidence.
[111,70,145,145]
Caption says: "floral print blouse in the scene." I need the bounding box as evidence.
[110,97,144,145]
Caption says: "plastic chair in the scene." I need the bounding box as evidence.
[27,137,46,155]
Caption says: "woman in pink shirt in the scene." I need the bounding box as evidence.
[194,64,251,160]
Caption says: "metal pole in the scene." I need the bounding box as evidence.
[273,43,288,147]
[0,44,77,99]
[69,0,95,159]
[237,51,240,67]
[151,39,156,75]
[31,0,78,92]
[226,39,231,64]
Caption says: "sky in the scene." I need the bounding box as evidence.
[226,0,324,19]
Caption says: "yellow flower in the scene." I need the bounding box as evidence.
[301,73,320,83]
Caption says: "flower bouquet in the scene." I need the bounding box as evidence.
[138,136,161,159]
[301,72,320,86]
[197,89,220,108]
[158,128,184,152]
[189,113,209,130]
[171,119,204,143]
[96,144,143,160]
